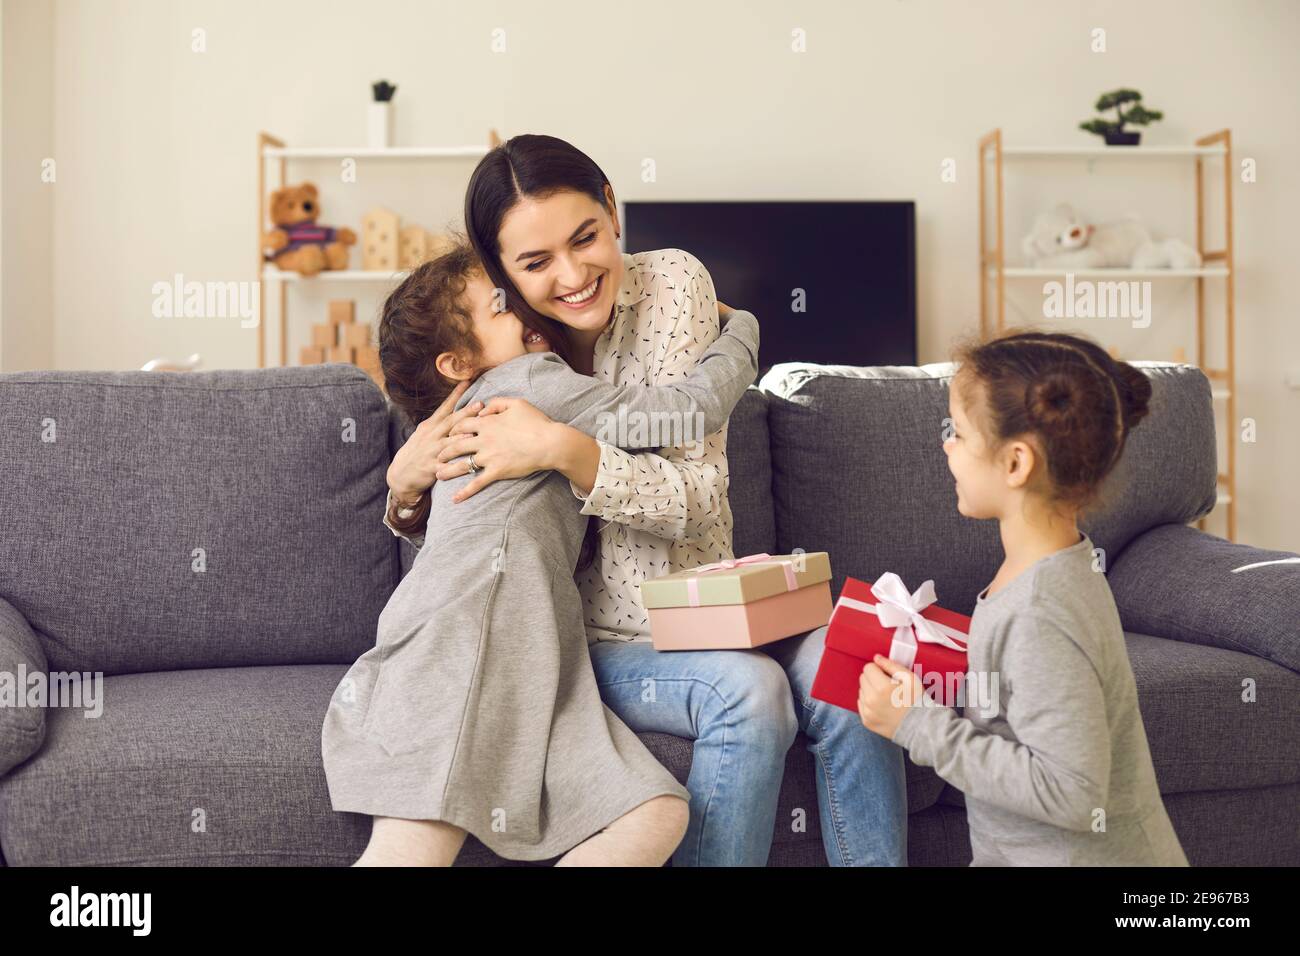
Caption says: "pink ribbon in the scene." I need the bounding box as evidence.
[684,552,800,607]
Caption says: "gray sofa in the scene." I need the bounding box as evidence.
[1,361,1296,866]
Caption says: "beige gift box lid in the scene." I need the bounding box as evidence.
[640,551,832,609]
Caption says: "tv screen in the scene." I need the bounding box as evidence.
[623,201,916,375]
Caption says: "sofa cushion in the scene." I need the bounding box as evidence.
[1110,523,1300,673]
[0,596,47,776]
[0,366,398,674]
[0,663,831,867]
[3,647,1288,866]
[1121,631,1300,793]
[0,664,357,865]
[725,388,777,558]
[759,361,1218,617]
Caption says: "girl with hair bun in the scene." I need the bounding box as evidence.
[858,328,1189,866]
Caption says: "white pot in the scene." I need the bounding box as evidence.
[368,101,392,148]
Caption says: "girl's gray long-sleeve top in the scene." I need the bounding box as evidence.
[893,531,1189,867]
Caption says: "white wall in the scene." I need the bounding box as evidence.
[1,0,54,372]
[4,0,1297,549]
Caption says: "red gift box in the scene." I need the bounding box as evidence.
[811,573,972,711]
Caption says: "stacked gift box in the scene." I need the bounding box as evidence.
[640,552,834,651]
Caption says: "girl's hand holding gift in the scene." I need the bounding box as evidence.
[857,654,928,740]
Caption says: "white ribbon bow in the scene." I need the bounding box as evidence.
[831,572,968,669]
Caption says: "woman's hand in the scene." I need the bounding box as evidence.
[386,380,486,504]
[718,300,734,323]
[857,654,928,740]
[438,397,562,502]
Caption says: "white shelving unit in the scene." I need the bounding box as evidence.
[256,129,499,370]
[991,267,1229,279]
[977,128,1237,540]
[262,145,490,160]
[259,268,410,283]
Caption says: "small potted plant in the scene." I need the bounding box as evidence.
[369,80,398,148]
[1079,88,1164,146]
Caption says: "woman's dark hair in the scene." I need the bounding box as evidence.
[377,237,485,537]
[462,133,617,572]
[951,328,1153,515]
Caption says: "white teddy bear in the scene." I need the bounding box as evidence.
[1021,203,1201,269]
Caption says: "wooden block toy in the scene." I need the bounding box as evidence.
[311,323,337,348]
[321,296,383,383]
[355,344,381,371]
[343,322,372,349]
[328,300,355,326]
[362,207,400,271]
[299,346,326,365]
[428,232,457,259]
[399,226,431,269]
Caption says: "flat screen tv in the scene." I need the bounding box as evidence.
[623,201,916,376]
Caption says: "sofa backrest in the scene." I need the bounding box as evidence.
[757,361,1219,617]
[725,388,778,559]
[0,365,398,674]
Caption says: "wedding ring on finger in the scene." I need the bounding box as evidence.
[466,453,480,474]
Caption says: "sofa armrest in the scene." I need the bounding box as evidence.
[0,596,47,776]
[1109,523,1300,673]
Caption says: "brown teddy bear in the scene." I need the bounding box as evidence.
[262,183,357,276]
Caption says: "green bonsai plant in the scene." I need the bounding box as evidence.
[1080,89,1164,146]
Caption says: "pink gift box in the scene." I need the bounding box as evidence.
[641,552,834,651]
[647,581,833,650]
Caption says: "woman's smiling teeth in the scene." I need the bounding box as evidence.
[556,274,602,306]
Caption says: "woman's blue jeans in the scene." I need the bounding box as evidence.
[589,623,908,866]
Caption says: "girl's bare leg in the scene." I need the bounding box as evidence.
[554,795,689,867]
[353,816,467,867]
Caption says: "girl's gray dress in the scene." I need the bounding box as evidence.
[321,312,759,860]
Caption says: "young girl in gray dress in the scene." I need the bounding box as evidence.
[321,242,760,865]
[859,329,1188,866]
